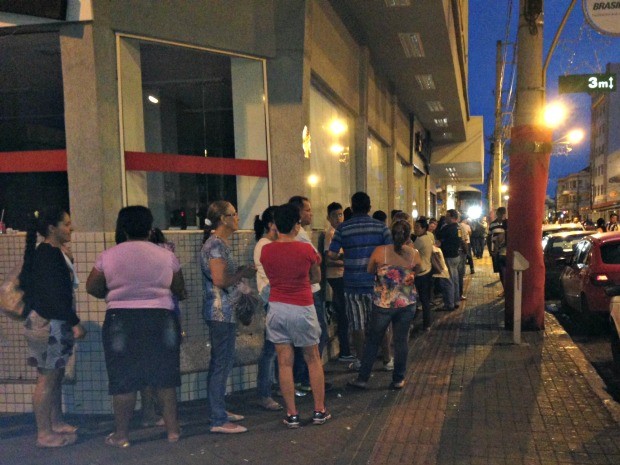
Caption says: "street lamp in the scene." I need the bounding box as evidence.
[551,128,585,156]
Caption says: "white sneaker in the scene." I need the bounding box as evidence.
[383,358,394,371]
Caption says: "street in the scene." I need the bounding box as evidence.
[547,299,620,404]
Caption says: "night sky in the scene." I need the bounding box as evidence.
[468,0,620,198]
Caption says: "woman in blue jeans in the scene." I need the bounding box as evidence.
[201,201,257,434]
[348,220,420,390]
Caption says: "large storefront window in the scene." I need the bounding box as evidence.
[308,87,354,229]
[118,36,269,229]
[0,32,68,230]
[367,134,388,214]
[394,156,408,213]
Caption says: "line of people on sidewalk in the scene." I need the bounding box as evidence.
[15,195,493,449]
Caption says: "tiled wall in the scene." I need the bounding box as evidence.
[0,230,264,414]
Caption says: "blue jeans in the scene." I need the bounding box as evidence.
[438,277,455,309]
[293,291,327,385]
[327,277,351,357]
[445,256,461,306]
[358,304,415,384]
[257,304,277,398]
[415,272,433,328]
[206,320,236,426]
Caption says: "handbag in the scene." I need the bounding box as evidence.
[430,246,446,275]
[0,261,28,321]
[232,278,261,326]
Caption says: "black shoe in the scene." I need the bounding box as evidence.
[312,410,332,425]
[283,414,300,429]
[347,378,368,389]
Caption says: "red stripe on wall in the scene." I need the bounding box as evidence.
[125,151,269,178]
[0,150,67,173]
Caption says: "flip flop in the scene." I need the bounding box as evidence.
[36,433,77,448]
[52,424,78,434]
[105,433,131,448]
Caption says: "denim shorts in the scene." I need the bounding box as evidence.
[266,302,321,347]
[24,310,74,371]
[102,308,181,395]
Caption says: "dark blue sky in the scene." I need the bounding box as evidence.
[468,0,620,198]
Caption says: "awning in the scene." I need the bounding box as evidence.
[429,116,484,185]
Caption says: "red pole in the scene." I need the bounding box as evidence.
[504,0,549,330]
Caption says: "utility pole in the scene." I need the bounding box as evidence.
[492,40,504,212]
[504,0,551,330]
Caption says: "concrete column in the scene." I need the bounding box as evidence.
[355,47,370,192]
[60,24,123,231]
[267,0,310,205]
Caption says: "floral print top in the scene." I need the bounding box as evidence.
[200,235,240,323]
[372,264,416,309]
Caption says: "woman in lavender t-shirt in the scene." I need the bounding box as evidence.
[86,206,186,448]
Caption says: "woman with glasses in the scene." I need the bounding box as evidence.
[201,201,256,433]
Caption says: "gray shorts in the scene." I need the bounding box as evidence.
[345,292,373,331]
[266,302,321,347]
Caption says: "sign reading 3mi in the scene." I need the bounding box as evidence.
[558,74,616,94]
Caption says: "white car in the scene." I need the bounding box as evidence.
[542,223,585,248]
[608,285,620,365]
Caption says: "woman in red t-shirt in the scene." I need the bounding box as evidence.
[260,203,331,428]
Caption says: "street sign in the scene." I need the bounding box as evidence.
[583,0,620,36]
[558,73,616,94]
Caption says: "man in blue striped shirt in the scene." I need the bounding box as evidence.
[328,192,392,368]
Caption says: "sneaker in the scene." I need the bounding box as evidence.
[338,354,356,362]
[283,414,301,429]
[348,359,362,371]
[297,384,312,392]
[347,378,368,389]
[312,410,332,425]
[383,358,394,372]
[461,295,467,300]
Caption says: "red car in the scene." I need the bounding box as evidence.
[559,231,620,315]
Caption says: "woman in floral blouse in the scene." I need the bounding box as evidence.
[200,201,256,434]
[348,220,420,390]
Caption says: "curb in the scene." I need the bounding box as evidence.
[546,312,620,424]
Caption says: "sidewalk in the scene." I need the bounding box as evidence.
[2,257,620,465]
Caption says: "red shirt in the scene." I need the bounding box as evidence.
[260,241,320,306]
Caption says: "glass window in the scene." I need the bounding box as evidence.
[308,87,354,229]
[118,36,269,230]
[367,134,388,214]
[601,243,620,265]
[394,156,408,212]
[0,32,68,231]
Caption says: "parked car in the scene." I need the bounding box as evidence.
[560,231,620,316]
[606,285,620,366]
[543,230,595,298]
[542,223,585,246]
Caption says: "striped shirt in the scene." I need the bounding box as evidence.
[329,214,393,294]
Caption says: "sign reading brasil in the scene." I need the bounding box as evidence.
[583,0,620,36]
[558,73,616,94]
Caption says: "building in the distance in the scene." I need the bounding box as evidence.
[590,63,620,220]
[555,167,592,222]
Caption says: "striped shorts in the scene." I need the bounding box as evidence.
[344,292,373,331]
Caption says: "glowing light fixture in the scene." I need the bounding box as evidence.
[307,174,319,187]
[543,102,567,128]
[467,205,482,220]
[501,184,509,193]
[329,119,347,135]
[148,95,159,104]
[330,143,345,154]
[566,128,585,144]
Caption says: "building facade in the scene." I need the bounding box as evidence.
[590,62,620,221]
[0,0,483,413]
[555,168,592,221]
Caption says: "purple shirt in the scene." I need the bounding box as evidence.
[95,241,181,310]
